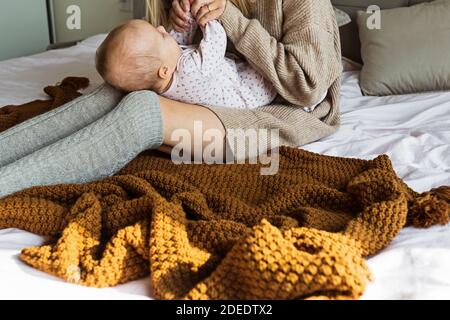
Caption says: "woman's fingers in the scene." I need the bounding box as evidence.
[170,0,192,31]
[192,0,227,27]
[169,10,188,32]
[171,0,189,21]
[191,0,214,17]
[171,0,190,22]
[180,0,191,12]
[197,9,222,28]
[171,0,226,30]
[195,4,213,21]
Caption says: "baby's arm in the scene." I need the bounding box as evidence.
[193,20,228,74]
[170,14,198,45]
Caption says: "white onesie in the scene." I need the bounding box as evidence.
[163,19,277,109]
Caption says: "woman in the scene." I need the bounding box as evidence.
[0,0,341,197]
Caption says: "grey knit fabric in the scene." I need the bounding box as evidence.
[0,90,163,197]
[0,83,124,168]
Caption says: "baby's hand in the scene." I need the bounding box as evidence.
[190,0,227,28]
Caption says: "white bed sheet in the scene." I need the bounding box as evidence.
[0,35,449,300]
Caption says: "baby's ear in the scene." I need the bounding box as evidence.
[158,65,171,79]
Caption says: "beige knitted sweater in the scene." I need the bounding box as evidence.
[202,0,342,156]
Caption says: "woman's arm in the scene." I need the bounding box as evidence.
[165,0,341,159]
[218,1,342,107]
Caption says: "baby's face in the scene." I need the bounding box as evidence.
[130,22,180,61]
[152,25,181,61]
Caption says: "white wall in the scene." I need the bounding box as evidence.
[0,0,49,60]
[51,0,134,43]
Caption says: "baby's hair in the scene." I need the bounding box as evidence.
[95,21,163,92]
[118,54,162,92]
[95,42,110,81]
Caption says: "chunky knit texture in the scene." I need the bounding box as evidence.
[0,147,448,300]
[0,77,89,133]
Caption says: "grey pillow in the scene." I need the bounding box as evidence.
[357,0,450,96]
[334,7,351,27]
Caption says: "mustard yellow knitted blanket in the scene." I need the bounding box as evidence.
[0,148,448,299]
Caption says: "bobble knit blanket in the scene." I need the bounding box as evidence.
[0,78,449,300]
[0,77,89,132]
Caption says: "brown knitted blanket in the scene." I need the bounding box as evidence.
[0,79,449,299]
[0,77,90,132]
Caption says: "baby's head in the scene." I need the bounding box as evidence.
[96,19,181,93]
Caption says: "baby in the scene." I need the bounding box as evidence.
[96,17,277,109]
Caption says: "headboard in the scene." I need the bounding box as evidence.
[331,0,434,63]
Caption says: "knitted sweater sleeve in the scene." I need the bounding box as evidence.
[219,0,342,107]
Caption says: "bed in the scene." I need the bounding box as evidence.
[0,32,449,299]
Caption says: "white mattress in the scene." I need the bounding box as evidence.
[0,35,449,300]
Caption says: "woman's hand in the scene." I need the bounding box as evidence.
[191,0,227,28]
[169,0,192,32]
